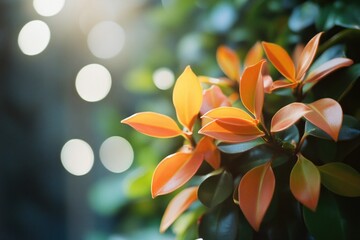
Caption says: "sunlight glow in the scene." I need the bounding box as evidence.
[99,136,134,173]
[75,64,112,102]
[61,139,94,176]
[87,21,125,59]
[153,68,175,90]
[18,20,50,56]
[33,0,65,17]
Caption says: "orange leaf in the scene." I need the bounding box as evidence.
[296,32,323,81]
[240,60,266,120]
[290,154,320,211]
[151,152,203,198]
[196,136,221,169]
[244,42,263,67]
[271,103,311,132]
[173,66,203,132]
[304,98,343,141]
[270,79,298,91]
[216,45,241,81]
[263,75,273,93]
[239,162,275,231]
[199,120,264,143]
[121,112,183,138]
[262,41,296,81]
[200,85,231,115]
[160,186,198,233]
[202,106,255,124]
[303,58,353,85]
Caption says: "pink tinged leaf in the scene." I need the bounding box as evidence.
[244,42,263,67]
[271,103,311,132]
[263,75,273,93]
[173,66,203,132]
[151,152,203,198]
[304,98,343,141]
[292,43,305,68]
[199,120,264,143]
[200,85,231,115]
[195,136,221,169]
[240,60,266,120]
[262,41,296,81]
[160,186,198,233]
[296,32,323,81]
[290,155,320,211]
[303,58,354,85]
[216,45,241,81]
[270,80,298,91]
[121,112,183,138]
[239,162,275,231]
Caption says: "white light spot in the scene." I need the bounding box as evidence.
[61,139,94,176]
[87,21,125,59]
[153,68,175,90]
[33,0,65,17]
[75,64,112,102]
[99,136,134,173]
[18,20,50,56]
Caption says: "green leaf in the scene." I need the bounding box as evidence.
[303,190,346,240]
[235,211,254,240]
[198,170,234,208]
[305,115,360,141]
[217,138,266,154]
[318,162,360,197]
[274,124,299,150]
[198,199,239,240]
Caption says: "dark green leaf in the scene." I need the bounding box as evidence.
[198,170,233,208]
[303,190,346,240]
[217,138,266,154]
[289,2,319,32]
[235,211,253,240]
[274,124,299,150]
[199,199,239,240]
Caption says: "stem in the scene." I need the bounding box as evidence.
[295,133,308,154]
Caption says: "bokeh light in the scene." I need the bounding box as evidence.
[60,139,94,176]
[18,20,51,56]
[75,64,112,102]
[33,0,65,17]
[87,21,125,59]
[152,67,175,90]
[99,136,134,173]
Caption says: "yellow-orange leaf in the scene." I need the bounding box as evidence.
[240,60,266,120]
[304,58,353,85]
[244,42,263,67]
[271,103,311,132]
[239,162,275,231]
[217,45,241,81]
[151,152,203,198]
[262,41,296,81]
[160,186,198,233]
[173,66,203,132]
[270,79,298,91]
[196,136,221,169]
[121,112,183,138]
[296,32,323,81]
[304,98,343,141]
[200,85,231,115]
[202,106,255,124]
[199,120,264,143]
[290,155,320,211]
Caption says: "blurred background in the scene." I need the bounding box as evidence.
[0,0,359,239]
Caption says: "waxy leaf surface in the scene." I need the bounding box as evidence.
[121,112,183,138]
[196,137,220,169]
[200,85,231,115]
[290,155,320,211]
[202,106,255,124]
[318,162,360,197]
[160,186,198,233]
[217,45,240,81]
[173,66,202,131]
[239,162,275,231]
[152,152,203,198]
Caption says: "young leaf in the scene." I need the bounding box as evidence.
[239,162,275,231]
[216,45,241,81]
[296,32,323,81]
[160,186,198,233]
[121,112,183,138]
[318,162,360,197]
[240,60,266,120]
[304,98,343,141]
[244,42,263,67]
[270,79,298,91]
[151,152,203,198]
[200,85,231,115]
[271,102,311,132]
[202,106,255,124]
[290,155,320,211]
[262,42,296,81]
[196,137,221,169]
[173,66,203,132]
